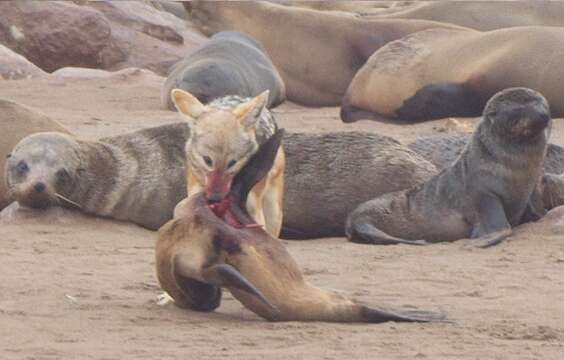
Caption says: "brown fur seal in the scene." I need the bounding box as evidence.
[185,1,466,106]
[342,27,564,123]
[162,31,285,110]
[366,1,564,31]
[4,123,436,237]
[281,131,436,238]
[157,129,446,322]
[347,88,552,248]
[5,123,189,230]
[0,99,69,211]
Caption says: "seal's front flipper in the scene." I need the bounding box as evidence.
[471,195,512,248]
[347,222,428,246]
[173,254,222,311]
[202,263,277,313]
[360,306,448,323]
[231,128,285,208]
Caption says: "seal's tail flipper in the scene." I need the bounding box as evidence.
[202,263,277,313]
[348,222,428,246]
[360,306,448,323]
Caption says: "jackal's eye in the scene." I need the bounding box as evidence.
[16,161,29,175]
[203,155,213,167]
[227,159,237,169]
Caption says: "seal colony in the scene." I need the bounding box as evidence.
[156,129,446,322]
[347,88,552,247]
[185,0,465,106]
[341,26,564,122]
[162,31,285,110]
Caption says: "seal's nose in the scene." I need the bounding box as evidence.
[34,182,46,193]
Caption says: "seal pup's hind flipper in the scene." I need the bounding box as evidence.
[348,222,428,246]
[360,306,448,323]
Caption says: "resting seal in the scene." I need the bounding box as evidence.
[5,123,189,230]
[342,27,564,122]
[156,129,446,322]
[347,88,551,247]
[162,31,285,110]
[186,1,465,106]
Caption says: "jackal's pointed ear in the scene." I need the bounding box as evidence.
[171,89,206,121]
[233,90,269,129]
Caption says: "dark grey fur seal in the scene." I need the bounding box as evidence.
[347,88,552,248]
[5,123,189,230]
[162,31,286,110]
[408,134,564,212]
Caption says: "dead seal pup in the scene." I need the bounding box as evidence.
[347,88,552,248]
[162,31,286,110]
[157,129,446,322]
[5,123,189,230]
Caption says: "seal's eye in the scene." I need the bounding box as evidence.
[16,161,29,175]
[203,155,213,167]
[6,153,11,159]
[227,159,237,169]
[56,168,70,183]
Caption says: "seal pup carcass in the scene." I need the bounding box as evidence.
[162,31,285,110]
[347,88,552,248]
[156,129,446,322]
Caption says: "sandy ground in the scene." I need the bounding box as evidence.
[1,73,564,359]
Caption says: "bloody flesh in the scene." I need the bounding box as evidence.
[208,196,262,229]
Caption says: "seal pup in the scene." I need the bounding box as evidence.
[162,31,286,110]
[346,88,552,248]
[171,89,285,237]
[0,99,69,211]
[342,27,564,122]
[157,129,446,322]
[5,123,189,230]
[185,1,467,106]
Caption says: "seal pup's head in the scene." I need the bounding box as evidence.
[171,88,270,203]
[482,87,551,144]
[5,132,82,209]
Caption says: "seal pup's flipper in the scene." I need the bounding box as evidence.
[348,222,428,246]
[231,128,285,210]
[360,306,448,323]
[470,195,512,248]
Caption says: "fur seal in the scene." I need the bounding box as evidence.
[347,88,552,247]
[342,27,564,123]
[185,1,466,106]
[5,123,189,230]
[366,1,564,31]
[0,99,69,211]
[162,31,286,110]
[156,129,446,322]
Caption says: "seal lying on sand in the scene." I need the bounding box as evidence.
[347,88,552,248]
[162,31,285,110]
[5,123,189,230]
[0,99,69,211]
[5,125,436,236]
[365,1,564,31]
[156,129,446,322]
[341,27,564,122]
[185,1,466,106]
